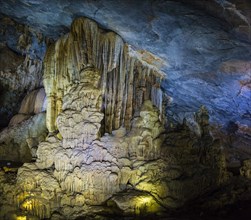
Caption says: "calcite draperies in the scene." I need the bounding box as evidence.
[43,17,164,133]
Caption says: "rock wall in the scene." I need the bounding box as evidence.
[43,17,164,134]
[0,16,47,128]
[0,88,47,162]
[179,0,251,42]
[9,88,47,126]
[0,113,47,162]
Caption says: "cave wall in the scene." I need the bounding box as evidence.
[0,15,46,129]
[179,0,251,42]
[0,88,47,162]
[1,0,250,130]
[0,1,250,219]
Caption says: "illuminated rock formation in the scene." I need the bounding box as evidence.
[43,17,164,134]
[7,66,166,218]
[0,53,226,219]
[0,13,245,220]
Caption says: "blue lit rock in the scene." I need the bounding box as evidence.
[0,16,47,128]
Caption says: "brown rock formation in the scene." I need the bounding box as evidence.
[43,17,164,134]
[0,64,227,220]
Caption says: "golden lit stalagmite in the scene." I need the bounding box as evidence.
[43,17,164,134]
[12,65,165,218]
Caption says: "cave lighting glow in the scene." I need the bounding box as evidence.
[15,216,27,220]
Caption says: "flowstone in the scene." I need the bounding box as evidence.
[0,68,227,220]
[0,67,167,219]
[43,17,164,134]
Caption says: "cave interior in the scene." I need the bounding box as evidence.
[0,0,251,219]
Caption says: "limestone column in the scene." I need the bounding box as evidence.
[46,94,56,133]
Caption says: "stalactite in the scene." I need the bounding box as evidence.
[43,17,165,134]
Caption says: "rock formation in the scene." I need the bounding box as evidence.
[43,17,164,134]
[0,65,165,219]
[9,88,47,126]
[0,16,47,129]
[0,88,47,162]
[0,1,251,219]
[0,97,227,219]
[0,18,229,219]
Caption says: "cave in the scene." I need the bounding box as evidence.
[0,0,251,219]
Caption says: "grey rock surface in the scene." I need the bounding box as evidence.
[0,15,47,128]
[0,112,47,162]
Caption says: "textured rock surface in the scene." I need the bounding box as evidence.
[0,1,250,219]
[0,112,47,162]
[0,67,164,219]
[0,65,228,219]
[9,88,47,126]
[0,15,46,128]
[0,0,251,130]
[43,17,164,134]
[0,87,47,162]
[107,190,164,215]
[179,0,251,42]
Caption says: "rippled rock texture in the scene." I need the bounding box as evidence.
[0,66,226,219]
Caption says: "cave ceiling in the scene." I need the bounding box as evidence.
[0,0,251,128]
